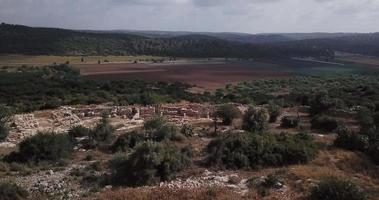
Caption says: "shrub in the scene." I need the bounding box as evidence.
[311,115,338,132]
[89,113,115,146]
[144,116,167,131]
[356,107,374,133]
[110,131,145,153]
[309,178,366,200]
[0,183,28,200]
[368,141,379,164]
[334,126,369,151]
[0,105,11,141]
[109,141,191,186]
[280,116,299,128]
[0,125,8,142]
[242,107,268,132]
[206,132,317,169]
[216,104,241,125]
[68,125,90,138]
[152,123,185,142]
[180,124,194,137]
[309,93,337,116]
[4,133,73,163]
[144,116,185,142]
[267,102,282,123]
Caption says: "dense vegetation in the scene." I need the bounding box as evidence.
[280,116,299,128]
[242,107,268,132]
[68,113,116,149]
[109,141,191,186]
[4,133,73,163]
[335,109,379,164]
[0,65,199,113]
[0,105,11,141]
[111,116,186,153]
[123,30,379,56]
[219,75,379,112]
[216,104,241,125]
[206,131,318,169]
[0,182,28,200]
[0,23,332,58]
[309,178,366,200]
[284,33,379,57]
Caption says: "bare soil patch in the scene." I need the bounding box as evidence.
[74,62,290,90]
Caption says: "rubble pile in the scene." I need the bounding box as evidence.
[6,114,40,143]
[159,170,249,195]
[50,107,82,133]
[1,165,87,200]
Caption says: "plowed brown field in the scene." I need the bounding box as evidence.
[75,62,289,89]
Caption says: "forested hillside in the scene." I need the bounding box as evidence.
[0,23,331,58]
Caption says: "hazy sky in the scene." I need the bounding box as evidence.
[1,0,378,33]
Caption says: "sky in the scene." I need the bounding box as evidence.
[0,0,378,33]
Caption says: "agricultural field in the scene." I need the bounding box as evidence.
[75,61,289,90]
[0,55,165,66]
[74,58,379,90]
[336,54,379,66]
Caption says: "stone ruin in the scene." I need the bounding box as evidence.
[6,114,40,144]
[49,107,82,133]
[0,103,219,146]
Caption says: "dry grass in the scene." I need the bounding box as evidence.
[288,149,379,200]
[96,187,255,200]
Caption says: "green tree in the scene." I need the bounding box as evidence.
[110,141,191,186]
[216,104,241,125]
[90,112,115,144]
[242,107,268,132]
[267,102,282,123]
[5,133,73,163]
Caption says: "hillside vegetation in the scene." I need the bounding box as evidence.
[0,23,331,58]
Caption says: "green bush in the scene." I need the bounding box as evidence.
[280,116,299,128]
[4,133,73,163]
[152,123,185,142]
[0,182,28,200]
[309,178,366,200]
[109,141,191,186]
[88,113,115,147]
[216,104,241,125]
[267,102,282,123]
[0,105,11,141]
[68,125,90,138]
[356,107,374,133]
[368,141,379,164]
[144,116,167,131]
[311,115,338,132]
[110,131,145,153]
[334,126,369,151]
[309,94,338,116]
[242,107,268,132]
[144,116,185,142]
[180,124,194,137]
[206,131,317,169]
[0,125,8,142]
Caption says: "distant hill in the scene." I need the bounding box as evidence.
[84,29,379,56]
[6,23,376,58]
[104,30,361,43]
[276,33,379,57]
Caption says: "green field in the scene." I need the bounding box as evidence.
[0,55,166,66]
